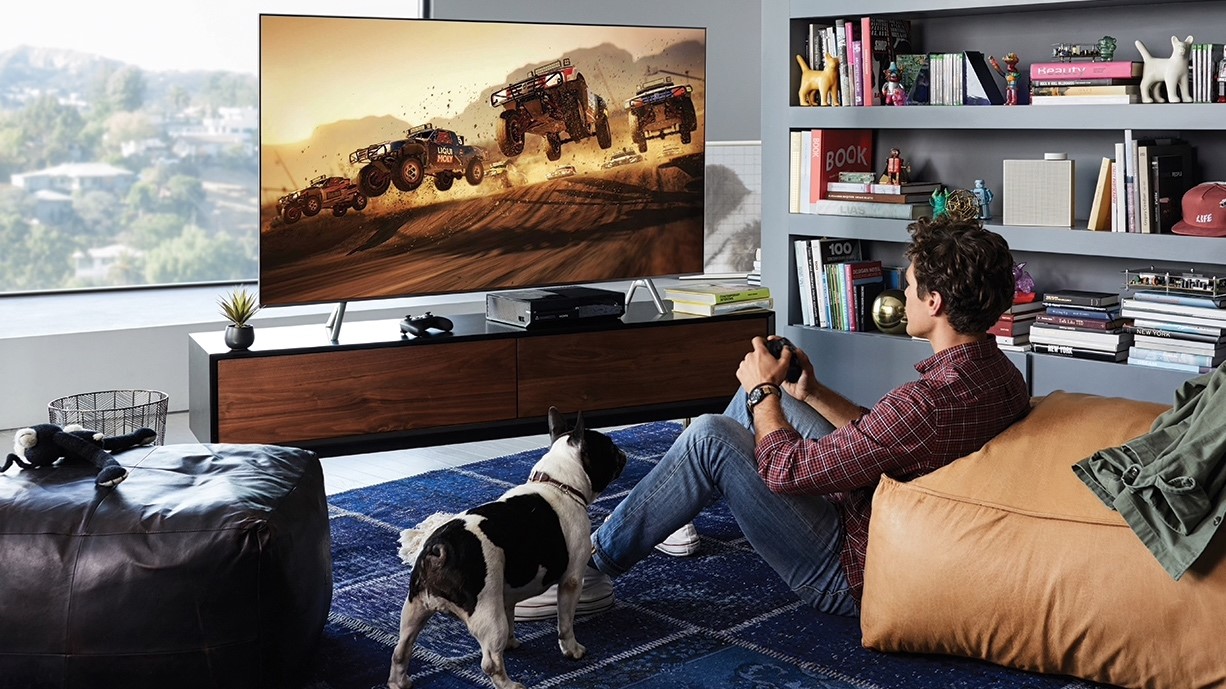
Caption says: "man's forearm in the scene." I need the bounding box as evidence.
[797,380,865,429]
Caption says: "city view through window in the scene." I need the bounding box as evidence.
[0,1,418,295]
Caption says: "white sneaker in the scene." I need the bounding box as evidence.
[512,563,614,622]
[654,523,700,557]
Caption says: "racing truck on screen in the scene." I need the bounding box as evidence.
[490,57,613,161]
[276,175,367,225]
[348,124,485,198]
[625,76,698,152]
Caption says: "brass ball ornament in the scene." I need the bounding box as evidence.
[944,188,980,221]
[872,288,908,335]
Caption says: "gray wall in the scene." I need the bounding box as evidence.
[426,0,761,142]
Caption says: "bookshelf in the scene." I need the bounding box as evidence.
[762,0,1226,406]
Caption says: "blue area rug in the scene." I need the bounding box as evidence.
[307,421,1104,689]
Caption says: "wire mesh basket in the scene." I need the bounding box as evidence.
[48,390,169,445]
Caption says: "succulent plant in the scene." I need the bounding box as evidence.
[217,286,261,327]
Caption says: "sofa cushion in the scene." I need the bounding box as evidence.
[860,391,1226,689]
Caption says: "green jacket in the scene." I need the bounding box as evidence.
[1073,364,1226,580]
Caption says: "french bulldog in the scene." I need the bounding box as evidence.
[387,407,626,689]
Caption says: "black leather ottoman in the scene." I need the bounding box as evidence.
[0,443,331,689]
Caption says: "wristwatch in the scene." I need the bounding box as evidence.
[746,383,781,414]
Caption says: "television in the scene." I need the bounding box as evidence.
[258,14,707,307]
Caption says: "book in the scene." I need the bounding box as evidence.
[663,283,771,305]
[793,239,816,326]
[861,17,913,106]
[842,259,883,331]
[1044,305,1122,321]
[1148,144,1196,233]
[1001,300,1047,316]
[1029,61,1143,81]
[1087,157,1113,231]
[1032,342,1129,362]
[834,18,852,108]
[1129,318,1226,341]
[810,129,873,204]
[798,129,812,209]
[788,131,803,213]
[1124,129,1139,233]
[1126,356,1216,375]
[671,296,775,317]
[870,181,942,194]
[811,237,862,329]
[1132,335,1226,356]
[1030,324,1132,351]
[888,53,926,104]
[1043,290,1121,308]
[825,191,934,204]
[1029,94,1141,105]
[1119,298,1226,322]
[1132,290,1226,309]
[994,333,1030,347]
[989,319,1033,337]
[1029,84,1140,97]
[1112,141,1126,232]
[1035,314,1125,331]
[813,199,931,220]
[1029,78,1143,87]
[963,51,1004,105]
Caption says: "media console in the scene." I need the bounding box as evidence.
[188,304,772,456]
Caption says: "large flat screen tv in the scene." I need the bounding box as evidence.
[258,14,706,307]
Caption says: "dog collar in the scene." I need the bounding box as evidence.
[529,471,588,507]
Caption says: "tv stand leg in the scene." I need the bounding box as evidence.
[325,301,347,343]
[626,278,670,316]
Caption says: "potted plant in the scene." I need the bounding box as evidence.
[218,286,261,350]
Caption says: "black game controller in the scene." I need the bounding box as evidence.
[765,337,803,384]
[400,312,455,337]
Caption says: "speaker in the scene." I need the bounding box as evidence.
[1002,154,1075,227]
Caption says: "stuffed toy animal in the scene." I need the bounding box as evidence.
[3,423,156,487]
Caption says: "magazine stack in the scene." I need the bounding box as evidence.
[1120,267,1226,374]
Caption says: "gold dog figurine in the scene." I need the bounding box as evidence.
[795,53,841,106]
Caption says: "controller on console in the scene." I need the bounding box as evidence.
[400,312,455,337]
[765,337,803,384]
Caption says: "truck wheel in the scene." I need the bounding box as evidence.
[434,172,455,191]
[351,194,368,211]
[497,114,525,157]
[595,111,612,149]
[545,135,562,162]
[398,157,424,191]
[358,166,390,197]
[332,206,348,217]
[282,207,301,225]
[680,130,692,145]
[637,139,648,153]
[303,196,322,217]
[563,95,586,141]
[465,159,484,185]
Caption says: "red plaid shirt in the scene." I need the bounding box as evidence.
[755,338,1029,602]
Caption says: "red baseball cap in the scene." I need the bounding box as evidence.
[1172,182,1226,237]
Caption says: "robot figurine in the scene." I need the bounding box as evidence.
[881,147,907,185]
[972,179,995,220]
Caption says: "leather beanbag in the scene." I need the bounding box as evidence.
[860,391,1226,689]
[0,443,332,689]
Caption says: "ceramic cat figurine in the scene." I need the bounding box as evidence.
[1135,35,1194,103]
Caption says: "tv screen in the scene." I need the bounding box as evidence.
[258,14,706,307]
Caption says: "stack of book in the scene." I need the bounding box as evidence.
[817,180,942,220]
[1121,288,1226,374]
[1029,290,1132,362]
[664,282,773,317]
[791,237,884,330]
[1106,133,1195,234]
[989,300,1045,351]
[1027,60,1142,105]
[746,248,762,287]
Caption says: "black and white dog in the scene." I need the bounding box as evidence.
[387,407,626,689]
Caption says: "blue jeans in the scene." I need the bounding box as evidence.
[592,390,859,616]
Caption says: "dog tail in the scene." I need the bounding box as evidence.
[795,54,811,73]
[398,511,457,565]
[1134,40,1152,61]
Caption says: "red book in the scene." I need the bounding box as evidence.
[810,129,873,203]
[1029,61,1142,81]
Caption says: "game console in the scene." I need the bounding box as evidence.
[486,286,626,328]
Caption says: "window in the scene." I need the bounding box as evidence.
[0,1,420,294]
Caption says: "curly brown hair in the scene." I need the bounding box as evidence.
[904,216,1015,335]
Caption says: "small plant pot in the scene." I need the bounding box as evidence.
[224,324,255,351]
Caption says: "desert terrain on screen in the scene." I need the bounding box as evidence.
[259,15,706,306]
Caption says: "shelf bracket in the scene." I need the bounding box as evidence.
[325,301,347,343]
[626,278,669,315]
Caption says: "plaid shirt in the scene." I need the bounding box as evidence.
[755,338,1030,602]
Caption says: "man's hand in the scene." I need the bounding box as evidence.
[736,336,789,391]
[780,343,819,403]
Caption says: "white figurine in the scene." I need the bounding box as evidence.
[1135,35,1194,103]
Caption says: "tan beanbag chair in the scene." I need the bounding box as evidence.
[861,391,1226,689]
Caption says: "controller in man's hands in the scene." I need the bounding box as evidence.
[400,312,455,337]
[765,337,803,383]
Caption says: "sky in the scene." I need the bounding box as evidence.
[0,0,424,76]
